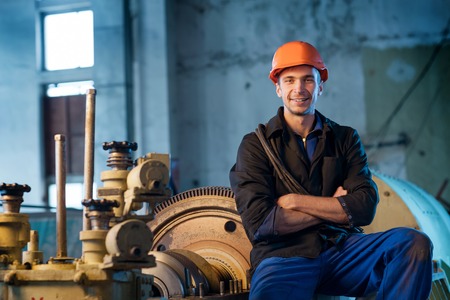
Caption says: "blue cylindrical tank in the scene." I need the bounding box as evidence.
[366,171,450,268]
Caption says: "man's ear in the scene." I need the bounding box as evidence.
[318,82,323,96]
[276,83,282,97]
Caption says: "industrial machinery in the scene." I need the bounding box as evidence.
[147,186,251,298]
[0,90,159,300]
[0,89,448,299]
[0,181,155,300]
[145,173,450,300]
[0,89,250,299]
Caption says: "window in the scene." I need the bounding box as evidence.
[44,81,94,209]
[47,80,94,97]
[43,10,94,71]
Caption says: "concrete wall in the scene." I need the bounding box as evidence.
[171,0,450,208]
[0,0,42,204]
[0,0,449,210]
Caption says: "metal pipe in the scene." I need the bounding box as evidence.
[55,134,67,257]
[199,282,204,298]
[220,281,225,296]
[83,88,97,230]
[28,230,40,252]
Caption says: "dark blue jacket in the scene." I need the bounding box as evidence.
[229,107,378,274]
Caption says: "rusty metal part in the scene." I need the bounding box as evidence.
[82,199,118,230]
[147,186,252,296]
[123,153,172,218]
[103,219,155,270]
[105,219,153,258]
[79,229,108,265]
[22,230,44,266]
[0,183,31,265]
[0,183,30,213]
[83,88,96,231]
[98,141,138,219]
[102,141,137,170]
[79,199,117,266]
[55,134,68,258]
[144,250,219,298]
[0,268,154,299]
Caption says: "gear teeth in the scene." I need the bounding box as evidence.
[154,186,235,214]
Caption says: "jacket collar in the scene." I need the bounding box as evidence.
[265,107,335,138]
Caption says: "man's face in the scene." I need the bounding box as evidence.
[275,65,323,117]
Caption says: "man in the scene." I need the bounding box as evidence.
[229,41,433,299]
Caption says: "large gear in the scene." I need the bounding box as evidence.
[145,186,251,298]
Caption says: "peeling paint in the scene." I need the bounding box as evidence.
[386,59,416,82]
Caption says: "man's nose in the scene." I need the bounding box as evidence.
[293,80,305,92]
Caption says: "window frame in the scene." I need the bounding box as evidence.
[35,1,95,209]
[41,9,95,72]
[36,1,93,73]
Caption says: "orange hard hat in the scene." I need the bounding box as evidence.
[269,41,328,84]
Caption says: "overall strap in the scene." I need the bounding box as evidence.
[255,124,309,195]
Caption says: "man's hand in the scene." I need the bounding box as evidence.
[333,186,347,197]
[277,194,297,209]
